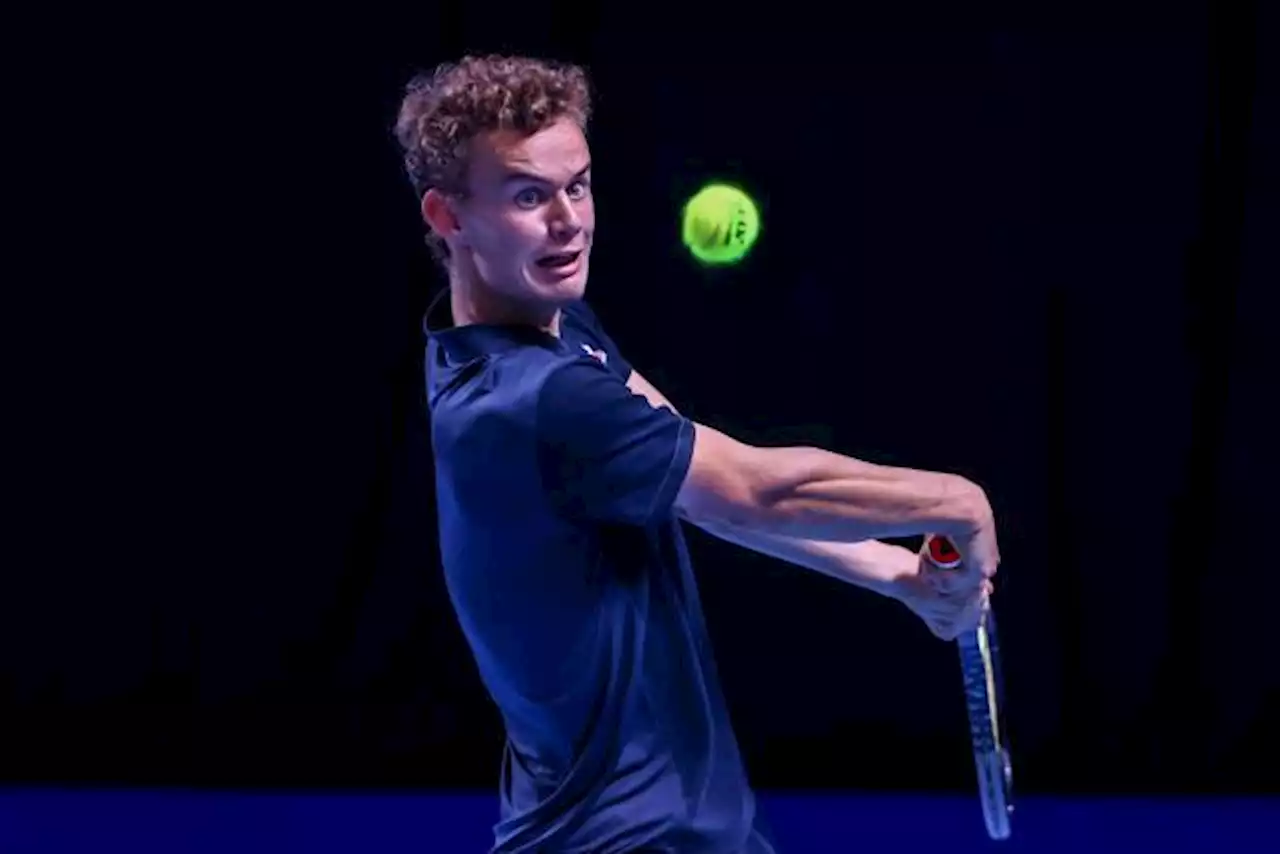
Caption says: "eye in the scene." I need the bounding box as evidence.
[566,179,591,201]
[513,187,545,209]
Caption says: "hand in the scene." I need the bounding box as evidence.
[946,483,1001,591]
[893,542,992,641]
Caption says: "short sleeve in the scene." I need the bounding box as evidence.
[562,300,633,380]
[536,359,694,527]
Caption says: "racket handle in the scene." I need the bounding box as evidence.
[924,533,963,569]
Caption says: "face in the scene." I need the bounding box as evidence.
[432,117,594,313]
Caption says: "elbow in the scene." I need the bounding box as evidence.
[675,429,777,532]
[948,475,992,533]
[719,441,795,530]
[678,480,763,532]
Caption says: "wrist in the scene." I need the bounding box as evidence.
[940,475,988,537]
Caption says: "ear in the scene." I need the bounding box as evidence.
[422,188,466,247]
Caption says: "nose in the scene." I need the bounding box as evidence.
[548,192,582,241]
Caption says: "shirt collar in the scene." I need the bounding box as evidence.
[422,287,568,366]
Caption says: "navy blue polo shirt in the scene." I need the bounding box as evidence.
[425,299,775,853]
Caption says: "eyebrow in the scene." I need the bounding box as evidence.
[501,162,592,186]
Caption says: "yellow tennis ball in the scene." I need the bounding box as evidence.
[681,183,761,265]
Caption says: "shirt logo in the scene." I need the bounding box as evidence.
[581,344,608,365]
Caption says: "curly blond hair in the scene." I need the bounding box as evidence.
[393,54,593,264]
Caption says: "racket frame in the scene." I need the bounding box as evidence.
[924,534,1014,840]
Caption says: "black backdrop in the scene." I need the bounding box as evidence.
[8,3,1277,797]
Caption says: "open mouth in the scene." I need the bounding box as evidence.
[536,250,582,270]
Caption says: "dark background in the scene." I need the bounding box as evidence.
[8,2,1277,797]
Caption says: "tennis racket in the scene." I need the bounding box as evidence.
[924,533,1013,841]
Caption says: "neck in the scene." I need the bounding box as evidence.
[447,263,561,337]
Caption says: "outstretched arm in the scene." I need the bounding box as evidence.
[625,368,994,638]
[625,367,981,542]
[690,518,916,597]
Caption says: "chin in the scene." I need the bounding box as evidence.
[525,260,589,304]
[559,272,588,301]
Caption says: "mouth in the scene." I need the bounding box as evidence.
[535,249,583,271]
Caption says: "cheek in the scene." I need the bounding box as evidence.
[471,215,537,262]
[500,213,548,255]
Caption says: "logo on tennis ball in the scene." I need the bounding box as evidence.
[681,183,760,265]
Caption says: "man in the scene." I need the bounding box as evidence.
[394,55,999,853]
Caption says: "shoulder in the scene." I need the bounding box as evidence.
[429,345,578,449]
[535,354,630,423]
[560,299,608,348]
[534,353,679,447]
[561,298,603,329]
[535,355,696,527]
[559,299,633,380]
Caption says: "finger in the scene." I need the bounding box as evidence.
[931,533,994,588]
[930,619,957,642]
[956,532,999,581]
[926,568,963,594]
[929,568,982,598]
[921,553,978,595]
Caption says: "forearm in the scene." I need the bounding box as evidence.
[694,518,917,598]
[747,445,984,543]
